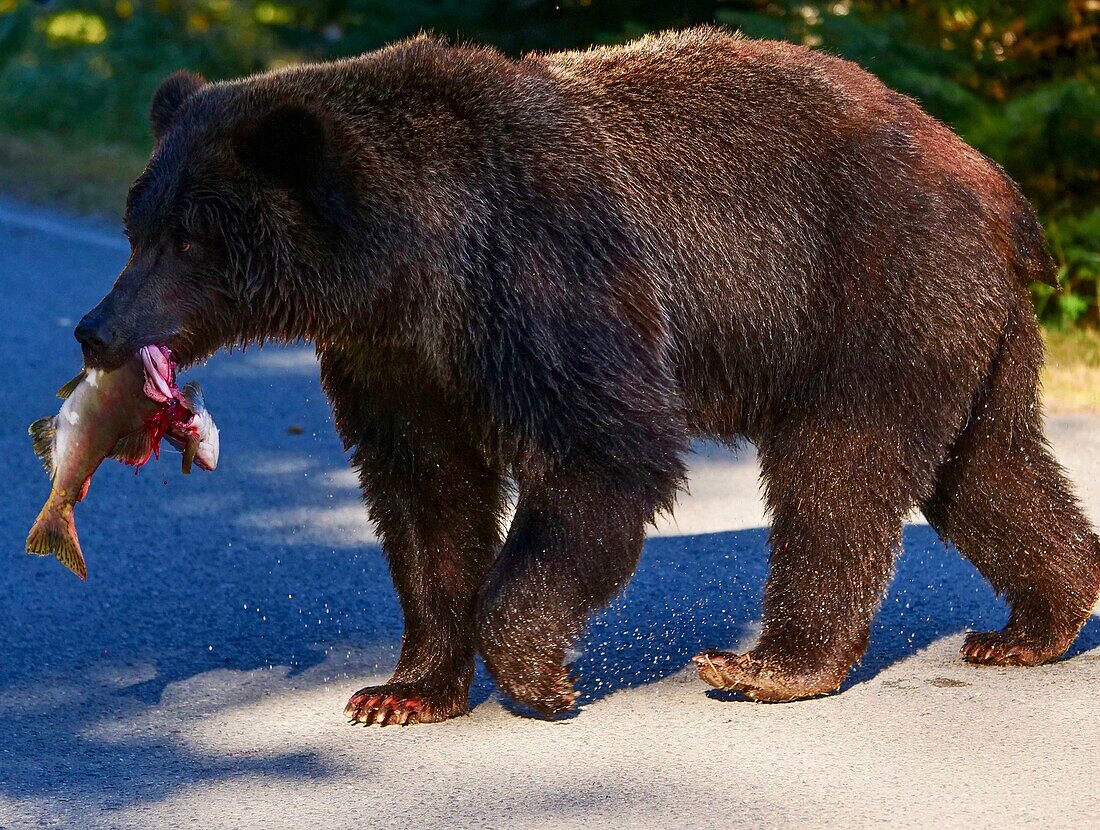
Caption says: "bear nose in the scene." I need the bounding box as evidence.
[74,315,117,361]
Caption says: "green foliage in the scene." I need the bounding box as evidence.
[1039,210,1100,327]
[0,1,273,146]
[0,0,1095,325]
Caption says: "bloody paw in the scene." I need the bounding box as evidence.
[343,682,467,726]
[692,649,843,702]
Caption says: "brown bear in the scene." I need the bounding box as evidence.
[74,27,1100,725]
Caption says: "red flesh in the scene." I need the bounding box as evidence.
[130,345,202,470]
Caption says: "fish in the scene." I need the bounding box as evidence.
[25,345,218,580]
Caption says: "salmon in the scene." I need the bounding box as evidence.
[25,345,218,579]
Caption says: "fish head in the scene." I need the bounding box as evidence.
[192,408,220,471]
[179,381,219,471]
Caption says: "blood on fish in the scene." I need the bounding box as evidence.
[135,396,196,470]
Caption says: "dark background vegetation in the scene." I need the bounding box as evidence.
[0,0,1096,326]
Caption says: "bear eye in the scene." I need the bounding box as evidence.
[177,240,192,254]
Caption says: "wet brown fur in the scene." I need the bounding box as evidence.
[75,27,1100,722]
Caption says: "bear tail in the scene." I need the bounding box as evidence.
[1008,189,1058,289]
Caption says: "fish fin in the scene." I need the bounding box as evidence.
[110,427,155,468]
[181,437,198,475]
[56,371,86,399]
[25,499,87,580]
[28,416,57,475]
[180,381,205,412]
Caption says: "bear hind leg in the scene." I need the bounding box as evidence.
[696,417,924,701]
[924,419,1100,666]
[923,306,1100,667]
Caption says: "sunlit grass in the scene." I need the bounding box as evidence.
[1043,327,1100,412]
[255,2,295,25]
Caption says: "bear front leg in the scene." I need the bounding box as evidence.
[342,430,505,727]
[695,417,923,701]
[476,470,671,717]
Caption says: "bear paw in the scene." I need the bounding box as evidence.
[692,650,843,702]
[524,665,581,717]
[495,662,580,718]
[960,628,1071,667]
[343,681,467,726]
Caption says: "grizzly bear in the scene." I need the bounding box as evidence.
[74,27,1100,725]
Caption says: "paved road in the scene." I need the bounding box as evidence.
[1,200,1098,829]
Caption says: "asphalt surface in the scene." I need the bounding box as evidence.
[1,199,1098,829]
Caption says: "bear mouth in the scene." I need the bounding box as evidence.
[139,344,178,403]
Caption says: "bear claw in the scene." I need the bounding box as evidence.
[343,683,465,726]
[495,662,580,718]
[960,629,1069,667]
[522,670,580,718]
[692,650,842,702]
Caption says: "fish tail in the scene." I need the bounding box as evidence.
[25,497,87,581]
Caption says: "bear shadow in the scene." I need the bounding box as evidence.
[567,523,1100,706]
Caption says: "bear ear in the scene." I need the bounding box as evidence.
[233,104,331,191]
[151,71,206,140]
